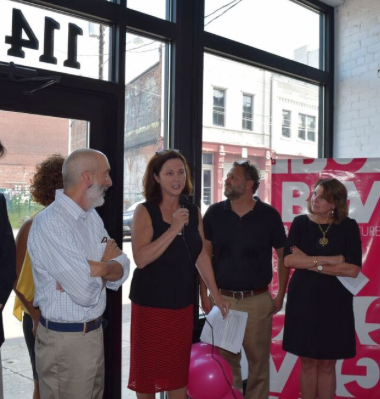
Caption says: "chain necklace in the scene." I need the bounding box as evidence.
[317,221,333,246]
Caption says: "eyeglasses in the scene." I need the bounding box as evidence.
[234,159,259,183]
[236,160,250,166]
[155,149,180,155]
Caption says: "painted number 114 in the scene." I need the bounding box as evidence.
[5,8,83,69]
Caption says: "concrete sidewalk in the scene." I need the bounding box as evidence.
[1,294,140,398]
[1,240,163,398]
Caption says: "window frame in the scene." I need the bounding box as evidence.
[282,109,292,138]
[298,113,317,142]
[242,93,253,131]
[0,1,335,398]
[212,87,226,127]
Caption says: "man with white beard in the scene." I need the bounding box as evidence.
[28,148,130,399]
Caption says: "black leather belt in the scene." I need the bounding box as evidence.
[40,315,103,333]
[219,287,268,299]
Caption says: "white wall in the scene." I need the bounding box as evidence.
[334,0,380,157]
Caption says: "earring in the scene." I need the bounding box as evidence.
[331,209,335,217]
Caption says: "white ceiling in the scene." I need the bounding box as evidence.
[318,0,345,6]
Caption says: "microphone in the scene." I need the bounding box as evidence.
[179,195,189,236]
[179,194,189,208]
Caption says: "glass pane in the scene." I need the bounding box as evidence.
[213,88,225,126]
[307,115,316,141]
[127,0,168,20]
[123,33,169,397]
[202,53,319,205]
[298,114,306,140]
[0,110,88,395]
[242,94,253,131]
[203,170,212,205]
[282,110,291,138]
[203,153,213,165]
[0,0,111,80]
[204,0,320,68]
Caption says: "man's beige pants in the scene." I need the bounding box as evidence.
[212,291,274,399]
[35,323,104,399]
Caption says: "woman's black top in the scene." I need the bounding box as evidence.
[129,201,203,309]
[283,214,362,359]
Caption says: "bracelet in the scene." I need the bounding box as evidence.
[312,256,318,267]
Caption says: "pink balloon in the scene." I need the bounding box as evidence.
[190,342,220,360]
[221,386,244,399]
[187,354,233,399]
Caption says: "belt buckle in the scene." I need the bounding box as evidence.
[84,318,102,333]
[84,320,97,333]
[233,291,244,300]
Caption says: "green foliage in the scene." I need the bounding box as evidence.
[5,193,43,229]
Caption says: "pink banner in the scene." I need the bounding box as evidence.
[269,158,380,399]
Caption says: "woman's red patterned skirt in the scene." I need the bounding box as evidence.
[128,303,193,394]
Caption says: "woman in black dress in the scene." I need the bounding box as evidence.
[283,178,362,399]
[128,150,229,399]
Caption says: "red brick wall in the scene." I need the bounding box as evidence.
[0,110,69,189]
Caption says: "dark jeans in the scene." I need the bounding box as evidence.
[23,313,38,381]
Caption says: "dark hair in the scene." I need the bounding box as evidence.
[0,141,6,158]
[307,178,348,223]
[30,154,65,206]
[143,150,193,204]
[233,160,261,194]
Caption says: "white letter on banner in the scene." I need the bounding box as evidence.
[269,352,298,393]
[336,358,380,397]
[345,181,380,223]
[290,159,327,174]
[282,182,309,223]
[354,297,380,346]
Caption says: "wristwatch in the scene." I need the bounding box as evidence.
[317,265,323,274]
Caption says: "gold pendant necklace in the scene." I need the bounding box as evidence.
[318,221,332,246]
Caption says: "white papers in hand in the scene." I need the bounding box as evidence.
[337,272,369,295]
[200,306,248,354]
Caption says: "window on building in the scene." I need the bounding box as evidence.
[298,114,316,141]
[282,110,291,138]
[202,153,213,210]
[242,94,253,131]
[203,153,213,165]
[213,88,225,126]
[202,169,212,206]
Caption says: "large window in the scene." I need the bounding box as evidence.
[0,0,334,397]
[204,0,321,68]
[1,0,111,80]
[123,33,169,208]
[203,55,319,204]
[127,0,168,20]
[0,111,88,228]
[213,88,226,126]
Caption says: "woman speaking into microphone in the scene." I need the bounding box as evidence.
[127,149,229,399]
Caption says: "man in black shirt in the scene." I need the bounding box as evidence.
[201,160,289,399]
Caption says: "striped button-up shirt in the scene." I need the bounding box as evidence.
[28,190,130,322]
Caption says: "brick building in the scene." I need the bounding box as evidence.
[0,111,69,191]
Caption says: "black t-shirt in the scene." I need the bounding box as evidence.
[129,201,202,309]
[203,197,286,291]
